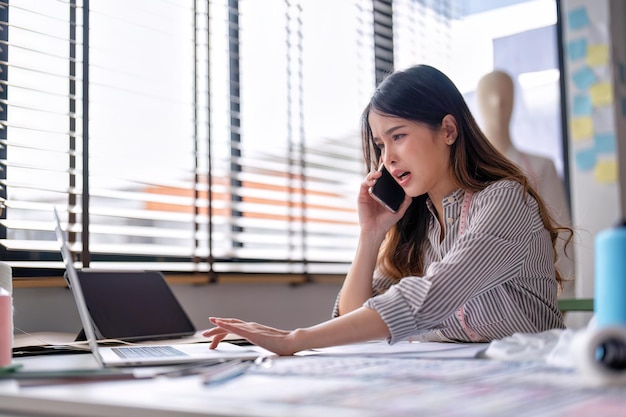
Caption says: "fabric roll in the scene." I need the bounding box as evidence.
[572,326,626,386]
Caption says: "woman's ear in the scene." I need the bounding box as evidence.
[441,114,458,145]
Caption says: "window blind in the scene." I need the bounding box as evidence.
[0,0,562,279]
[0,0,377,277]
[0,0,81,271]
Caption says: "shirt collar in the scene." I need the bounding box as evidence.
[425,189,467,246]
[426,188,466,214]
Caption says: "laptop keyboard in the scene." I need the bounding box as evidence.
[111,345,188,359]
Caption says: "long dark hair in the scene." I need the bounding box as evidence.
[360,65,571,288]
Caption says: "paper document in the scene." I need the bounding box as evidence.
[299,340,488,359]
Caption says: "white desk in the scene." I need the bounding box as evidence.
[1,342,626,417]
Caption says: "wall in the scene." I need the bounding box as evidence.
[12,282,343,336]
[561,0,624,308]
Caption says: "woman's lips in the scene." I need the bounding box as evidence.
[393,170,411,187]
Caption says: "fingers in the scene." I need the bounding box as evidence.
[210,318,249,335]
[202,327,228,348]
[208,332,227,349]
[363,169,382,189]
[201,327,226,338]
[204,317,260,350]
[209,318,275,341]
[209,317,246,326]
[203,317,240,350]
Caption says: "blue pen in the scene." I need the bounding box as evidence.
[201,360,250,386]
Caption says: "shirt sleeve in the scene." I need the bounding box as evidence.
[364,181,546,344]
[332,271,400,318]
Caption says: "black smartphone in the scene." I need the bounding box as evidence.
[368,165,406,213]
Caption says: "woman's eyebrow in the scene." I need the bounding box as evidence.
[384,125,406,136]
[372,124,407,142]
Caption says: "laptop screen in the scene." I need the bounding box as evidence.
[53,207,104,362]
[77,270,196,341]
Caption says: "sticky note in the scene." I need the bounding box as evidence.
[567,7,590,31]
[572,94,592,116]
[575,148,596,171]
[590,82,613,107]
[594,132,616,154]
[621,96,626,117]
[572,66,597,90]
[568,38,587,61]
[586,44,609,67]
[594,159,618,183]
[570,116,593,140]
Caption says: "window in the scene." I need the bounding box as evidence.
[1,0,565,279]
[1,0,378,277]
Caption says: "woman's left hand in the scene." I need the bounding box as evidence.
[202,317,299,356]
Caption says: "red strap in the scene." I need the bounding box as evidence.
[458,190,473,236]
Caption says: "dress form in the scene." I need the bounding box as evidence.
[476,70,575,298]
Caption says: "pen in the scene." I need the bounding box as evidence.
[201,360,250,386]
[157,360,227,378]
[0,364,23,374]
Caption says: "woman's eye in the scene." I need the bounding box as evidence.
[393,133,405,141]
[375,143,384,150]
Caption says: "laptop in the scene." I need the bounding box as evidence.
[53,207,260,367]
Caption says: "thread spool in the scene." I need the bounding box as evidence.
[595,223,626,328]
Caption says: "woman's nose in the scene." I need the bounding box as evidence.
[382,149,396,167]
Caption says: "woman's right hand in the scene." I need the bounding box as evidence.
[358,169,411,237]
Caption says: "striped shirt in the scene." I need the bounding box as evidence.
[334,179,565,344]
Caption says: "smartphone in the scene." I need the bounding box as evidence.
[368,165,406,213]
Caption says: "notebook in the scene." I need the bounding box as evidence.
[53,207,260,367]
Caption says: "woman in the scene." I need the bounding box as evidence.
[203,65,570,355]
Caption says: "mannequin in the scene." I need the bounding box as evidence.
[476,70,575,298]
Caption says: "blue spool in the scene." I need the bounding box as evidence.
[595,225,626,329]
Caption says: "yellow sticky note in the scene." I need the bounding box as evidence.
[590,82,613,106]
[594,159,618,183]
[586,44,609,67]
[570,116,593,140]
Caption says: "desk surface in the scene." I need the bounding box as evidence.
[1,342,626,417]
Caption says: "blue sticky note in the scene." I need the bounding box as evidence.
[568,7,590,31]
[567,38,587,61]
[622,97,626,117]
[572,94,593,116]
[594,132,616,154]
[575,148,596,171]
[572,66,597,90]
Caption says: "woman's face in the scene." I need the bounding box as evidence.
[368,110,457,200]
